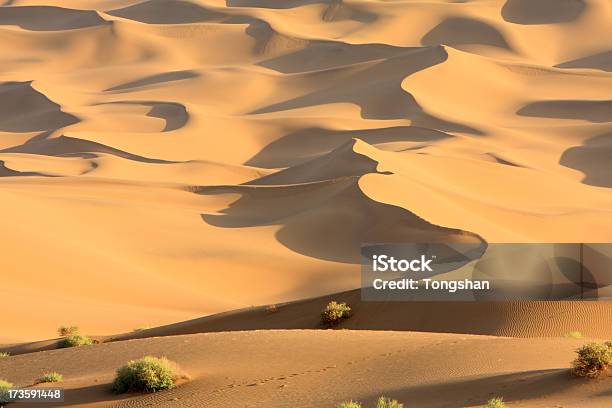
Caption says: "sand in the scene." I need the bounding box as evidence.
[0,0,610,343]
[0,0,611,406]
[1,330,611,407]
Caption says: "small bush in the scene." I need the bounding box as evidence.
[487,397,506,408]
[39,372,63,383]
[376,396,403,408]
[0,379,13,404]
[58,334,93,348]
[113,356,181,393]
[266,304,279,314]
[321,301,351,326]
[0,352,9,358]
[338,401,362,408]
[572,342,612,378]
[565,331,583,339]
[57,326,79,337]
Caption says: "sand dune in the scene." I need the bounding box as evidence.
[556,50,612,72]
[0,0,610,346]
[2,330,611,407]
[115,293,612,342]
[1,2,611,407]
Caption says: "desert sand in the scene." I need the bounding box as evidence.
[0,0,611,406]
[1,0,611,343]
[1,330,611,407]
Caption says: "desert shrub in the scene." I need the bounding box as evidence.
[376,396,403,408]
[57,326,79,337]
[0,352,9,358]
[572,342,612,378]
[39,372,63,383]
[0,379,13,404]
[113,356,181,393]
[321,301,351,326]
[58,334,93,348]
[565,331,583,339]
[486,397,506,408]
[338,401,362,408]
[266,304,279,314]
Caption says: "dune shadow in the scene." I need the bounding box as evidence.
[245,126,453,168]
[501,0,586,25]
[561,132,612,187]
[105,70,199,92]
[486,153,524,168]
[258,41,416,74]
[0,5,109,31]
[95,101,188,132]
[228,0,327,9]
[108,0,253,24]
[555,50,612,72]
[229,0,377,22]
[517,100,612,123]
[245,20,310,56]
[252,46,482,134]
[199,176,480,263]
[0,160,49,177]
[0,82,79,133]
[58,383,128,407]
[421,17,511,50]
[360,369,580,407]
[322,0,377,23]
[1,135,177,164]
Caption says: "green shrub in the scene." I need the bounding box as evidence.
[0,352,9,358]
[565,331,583,339]
[57,326,79,337]
[376,396,403,408]
[0,379,13,404]
[58,334,93,348]
[338,402,362,408]
[487,397,506,408]
[321,301,351,326]
[39,372,63,383]
[113,356,181,393]
[572,342,612,378]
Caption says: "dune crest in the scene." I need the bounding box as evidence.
[0,0,611,342]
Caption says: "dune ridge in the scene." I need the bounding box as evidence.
[0,0,610,344]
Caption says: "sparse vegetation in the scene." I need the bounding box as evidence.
[338,401,362,408]
[321,301,351,326]
[338,397,405,408]
[565,331,583,339]
[486,397,506,408]
[57,325,79,337]
[113,356,183,393]
[58,334,93,348]
[0,379,13,404]
[376,396,403,408]
[0,352,9,358]
[266,304,279,313]
[39,372,63,383]
[572,341,612,378]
